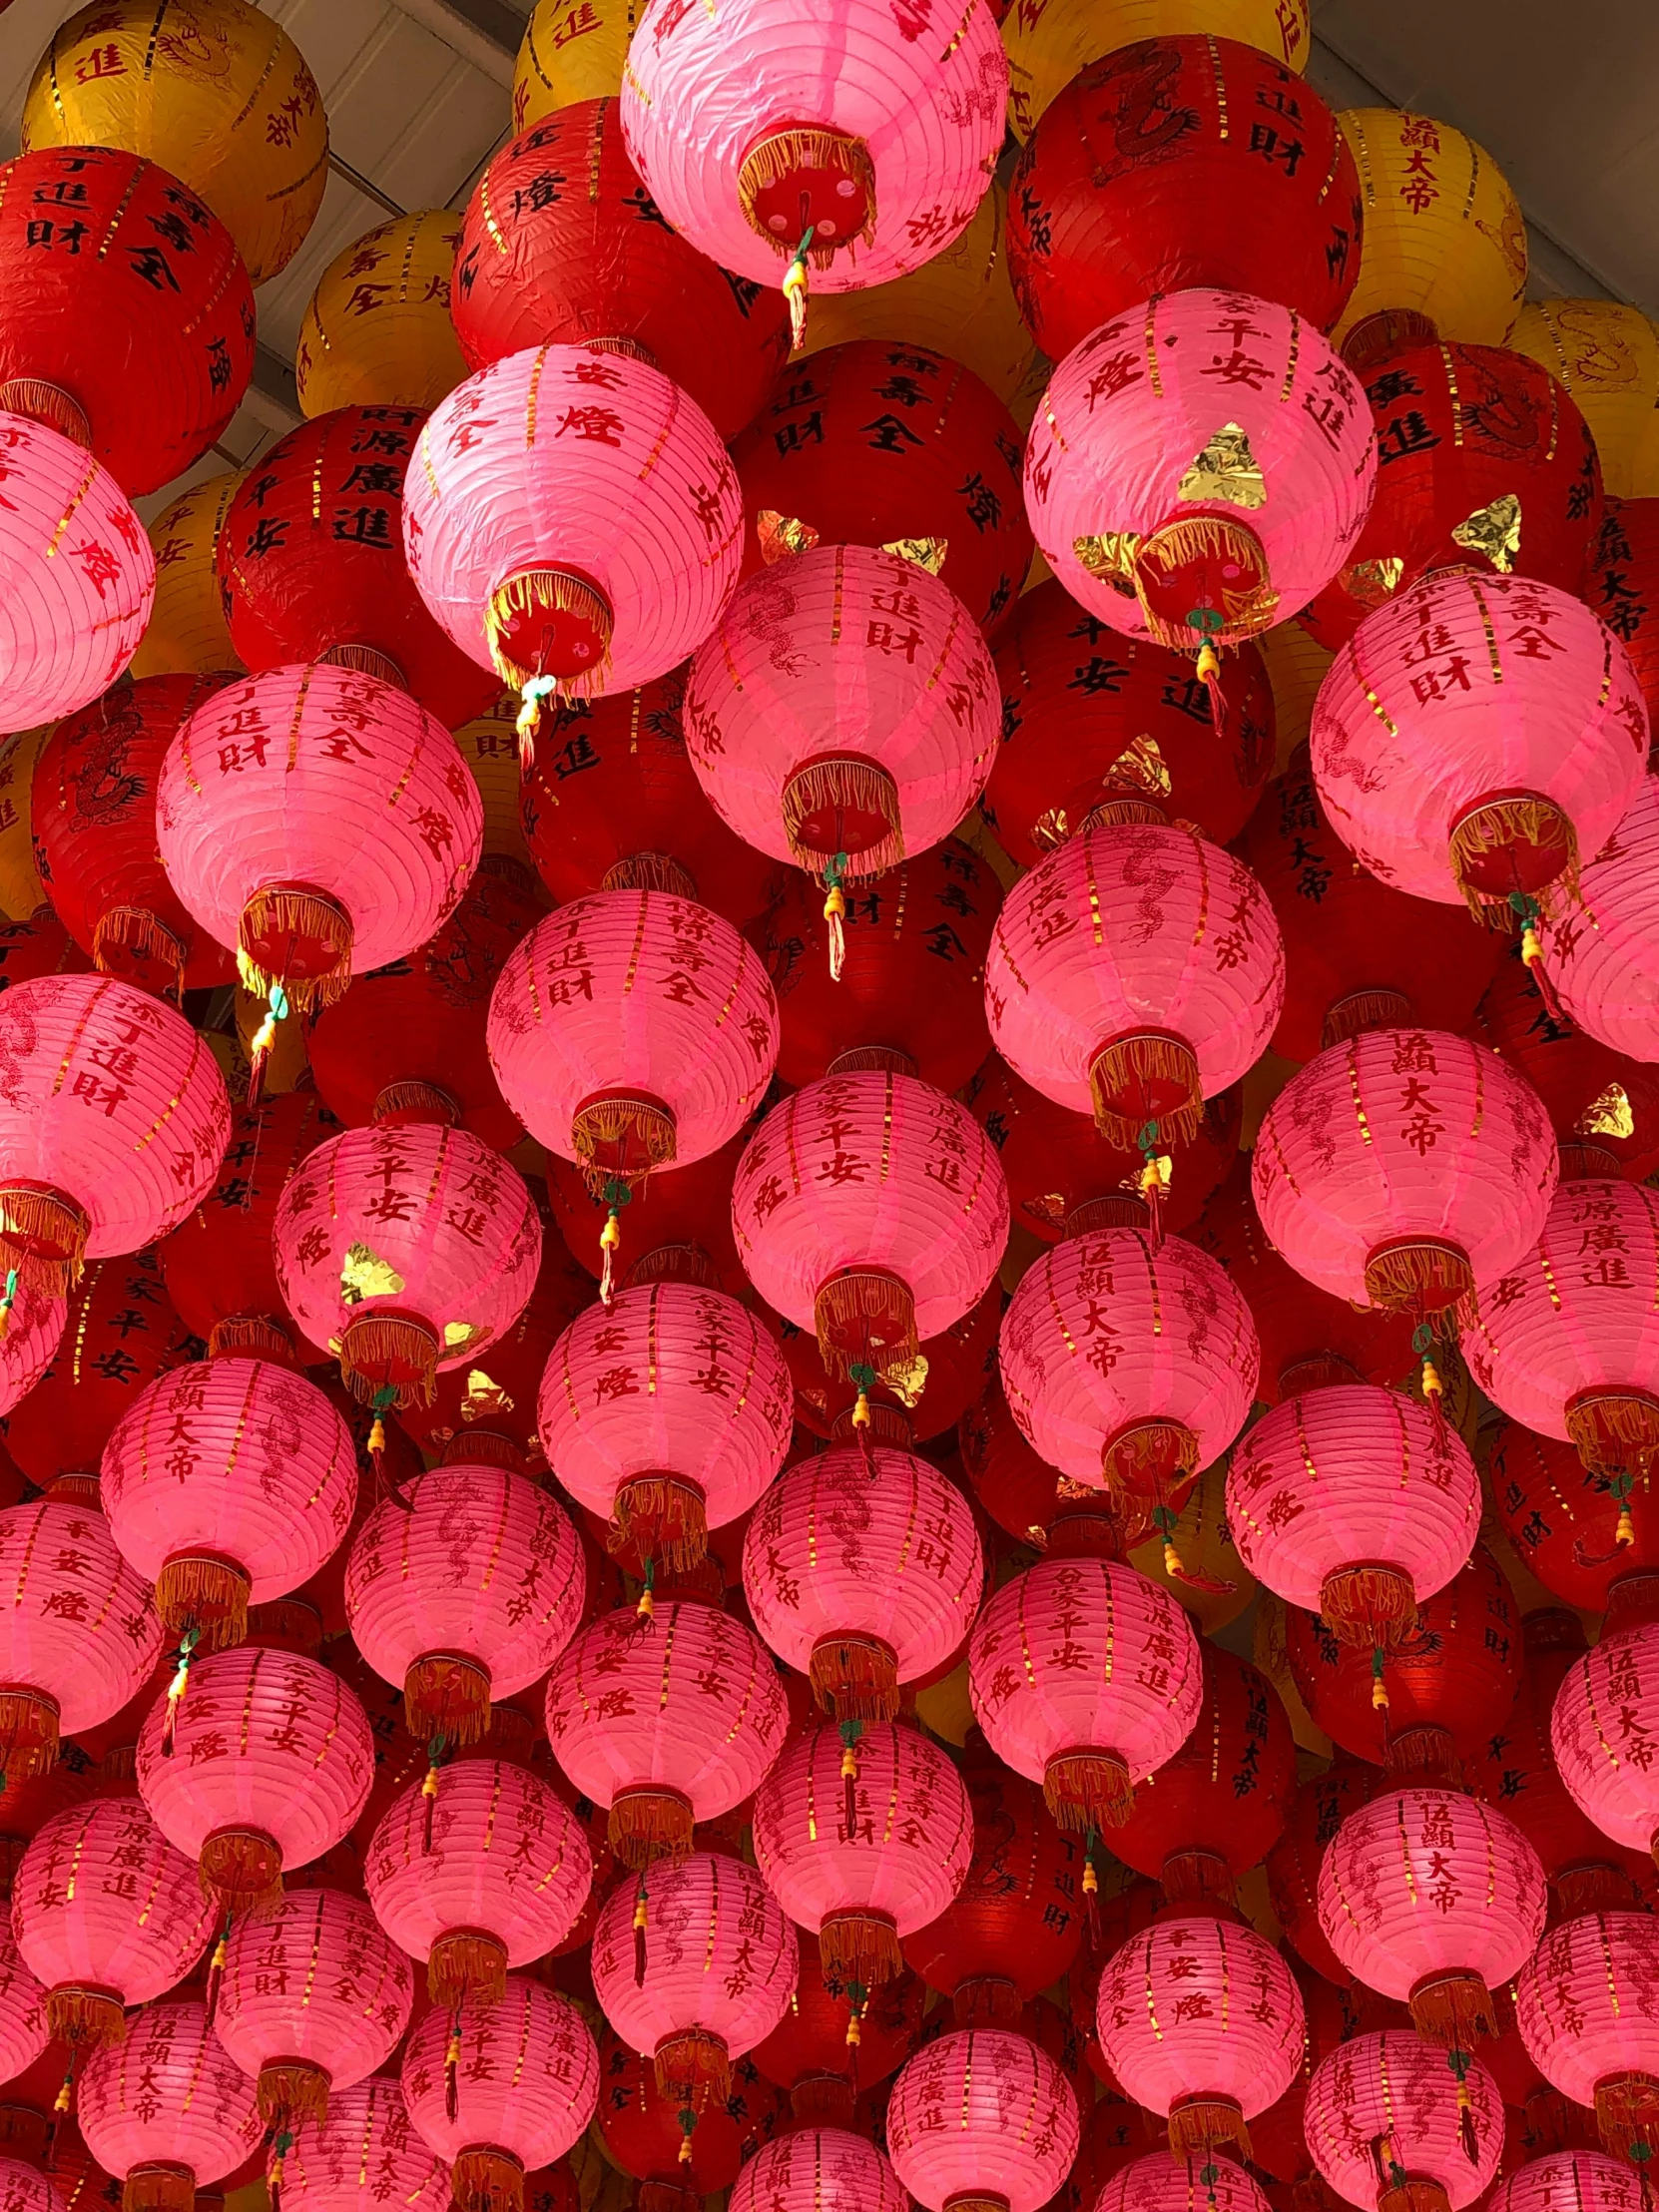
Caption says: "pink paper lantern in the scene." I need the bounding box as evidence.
[0,1923,47,2088]
[344,1463,585,1745]
[1304,2029,1501,2212]
[968,1555,1203,1834]
[78,1999,264,2212]
[1551,1619,1659,1865]
[619,0,1007,305]
[213,1888,414,2129]
[280,2074,450,2212]
[885,2025,1079,2212]
[985,822,1286,1160]
[1317,1787,1547,2049]
[731,1070,1008,1387]
[1542,773,1659,1061]
[683,545,999,884]
[731,2127,907,2212]
[537,1279,793,1571]
[751,1720,970,1987]
[403,345,742,712]
[0,2167,56,2212]
[156,664,483,1015]
[13,1798,215,2048]
[401,1974,598,2212]
[364,1756,592,2003]
[135,1645,374,1911]
[741,1441,983,1721]
[273,1123,542,1411]
[0,413,154,728]
[1094,2155,1272,2212]
[545,1600,787,1868]
[999,1226,1258,1515]
[0,1285,63,1417]
[1313,572,1648,922]
[101,1354,358,1655]
[0,975,228,1296]
[1225,1383,1481,1655]
[1252,1028,1559,1317]
[1514,1912,1659,2161]
[590,1852,796,2116]
[1024,290,1376,658]
[1096,1918,1304,2161]
[1486,2150,1645,2212]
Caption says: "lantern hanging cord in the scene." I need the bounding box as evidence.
[633,1872,650,1986]
[1411,1321,1449,1450]
[783,225,817,354]
[844,1975,867,2093]
[599,1177,632,1306]
[1082,1824,1101,1948]
[839,1716,864,1839]
[247,980,290,1109]
[1371,1641,1389,1713]
[161,1626,202,1757]
[206,1907,233,2026]
[823,850,848,982]
[269,2126,296,2212]
[422,1732,450,1853]
[367,1383,413,1512]
[636,1553,656,1625]
[1510,890,1566,1020]
[1136,1121,1171,1249]
[1192,613,1228,738]
[1447,2047,1479,2164]
[848,1361,878,1473]
[444,1999,464,2122]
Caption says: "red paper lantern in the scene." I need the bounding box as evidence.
[280,2074,449,2212]
[1487,1421,1659,1613]
[886,2025,1080,2212]
[784,1279,1001,1444]
[4,1252,189,1487]
[594,2023,784,2195]
[1471,950,1659,1184]
[1265,1755,1382,1989]
[1513,1911,1659,2163]
[1304,2029,1502,2212]
[77,1999,265,2212]
[958,1375,1062,1549]
[751,1929,922,2104]
[0,912,89,991]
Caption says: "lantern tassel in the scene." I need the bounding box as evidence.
[421,1738,446,1855]
[1372,1645,1390,1712]
[848,1362,877,1476]
[268,2130,294,2212]
[1195,636,1228,737]
[1449,2052,1479,2166]
[844,1980,864,2097]
[634,1877,649,1987]
[823,855,847,983]
[444,2006,463,2124]
[0,1267,17,1342]
[161,1628,201,1758]
[783,227,816,354]
[246,981,289,1109]
[599,1178,631,1306]
[205,1918,230,2028]
[1082,1827,1101,1950]
[515,677,558,780]
[1151,1504,1232,1593]
[839,1717,863,1841]
[677,2110,697,2167]
[636,1556,656,1626]
[1136,1128,1170,1251]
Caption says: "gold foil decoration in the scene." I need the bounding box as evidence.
[880,536,948,575]
[1104,732,1173,799]
[756,510,821,564]
[462,1368,516,1420]
[1072,529,1142,588]
[340,1243,405,1303]
[1450,492,1521,572]
[880,1351,929,1407]
[1339,555,1405,608]
[1176,421,1267,510]
[1579,1082,1636,1141]
[442,1320,481,1349]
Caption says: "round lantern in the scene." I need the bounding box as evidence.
[732,2128,906,2212]
[344,1462,585,1743]
[987,581,1275,858]
[733,1068,1007,1384]
[753,1927,922,2102]
[0,1276,72,1420]
[969,1554,1202,1832]
[752,1721,971,1985]
[1516,1911,1659,2160]
[0,410,155,729]
[13,1797,215,2047]
[540,1279,791,1570]
[886,2027,1079,2212]
[297,213,469,417]
[0,1926,46,2089]
[401,1975,598,2212]
[1098,2157,1272,2212]
[1487,2153,1646,2212]
[619,0,1007,319]
[77,1999,263,2212]
[1266,1755,1381,1987]
[1252,1027,1558,1319]
[0,975,227,1293]
[959,1374,1061,1547]
[513,0,634,128]
[596,2020,785,2192]
[404,344,742,715]
[545,1599,787,1865]
[787,1273,1000,1445]
[1486,1423,1659,1614]
[0,907,86,992]
[35,674,235,994]
[5,1252,189,1487]
[1304,2029,1502,2212]
[21,0,327,285]
[1024,288,1377,662]
[214,1887,414,2128]
[1510,300,1659,502]
[728,341,1032,636]
[218,408,498,728]
[1007,39,1359,365]
[1470,948,1659,1177]
[279,2074,449,2212]
[1002,0,1312,143]
[453,104,787,443]
[684,545,999,888]
[103,1350,358,1651]
[132,471,244,682]
[1330,111,1525,366]
[1550,1609,1659,1870]
[1541,772,1659,1062]
[1096,1916,1304,2159]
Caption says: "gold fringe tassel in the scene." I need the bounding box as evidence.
[154,1555,250,1653]
[819,1910,901,1988]
[405,1653,492,1745]
[1596,2073,1659,2163]
[207,1316,294,1365]
[0,1689,58,1786]
[371,1081,460,1128]
[0,1184,88,1296]
[602,854,699,899]
[92,906,186,997]
[1319,1564,1419,1651]
[451,2150,524,2212]
[199,1828,283,1916]
[318,643,405,689]
[429,1929,508,2009]
[1043,1750,1134,1833]
[337,1314,439,1410]
[123,2166,195,2212]
[941,2197,1010,2212]
[572,1094,678,1187]
[813,1270,917,1381]
[809,1634,899,1724]
[610,1477,708,1575]
[47,1987,126,2049]
[1161,1850,1236,1907]
[1101,1417,1198,1503]
[1377,2187,1452,2212]
[1321,989,1413,1048]
[1362,1239,1473,1316]
[735,128,876,266]
[237,886,353,1014]
[1448,794,1577,917]
[608,1787,694,1871]
[1408,1968,1496,2049]
[1132,516,1278,650]
[0,379,90,447]
[257,2059,330,2131]
[1566,1389,1659,1476]
[654,2029,731,2107]
[485,570,613,699]
[781,755,902,876]
[1166,2096,1252,2163]
[1383,1726,1463,1787]
[1087,1033,1202,1150]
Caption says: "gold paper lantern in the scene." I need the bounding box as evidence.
[1256,619,1334,770]
[297,212,470,417]
[131,470,245,681]
[23,0,329,284]
[1333,109,1526,366]
[452,698,539,888]
[1252,1588,1332,1757]
[1510,298,1659,500]
[914,1656,974,1748]
[0,727,50,920]
[1003,0,1311,144]
[513,0,638,132]
[1128,1458,1256,1636]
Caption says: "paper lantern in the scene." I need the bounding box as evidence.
[156,663,483,1015]
[1252,1028,1558,1317]
[753,1927,922,2101]
[5,1252,189,1488]
[1304,2029,1502,2212]
[513,0,635,129]
[1486,1423,1659,1614]
[886,2027,1079,2212]
[1516,1912,1659,2160]
[597,2022,785,2192]
[1486,2152,1646,2212]
[1550,1610,1659,1872]
[277,2073,449,2212]
[0,1278,69,1425]
[77,1999,264,2212]
[0,909,87,995]
[731,2128,906,2212]
[13,1797,214,2047]
[1096,1917,1304,2159]
[1510,300,1659,502]
[1542,773,1659,1062]
[1584,500,1659,736]
[752,1721,970,1984]
[1025,288,1377,658]
[742,1442,982,1720]
[969,1554,1202,1832]
[297,213,470,417]
[22,0,327,284]
[131,471,244,683]
[1007,39,1359,365]
[401,1975,599,2212]
[728,341,1032,636]
[0,1925,46,2089]
[685,545,998,887]
[1265,1755,1381,1987]
[619,0,1007,314]
[403,344,742,712]
[986,580,1275,858]
[1001,0,1311,142]
[1330,112,1525,367]
[344,1463,585,1741]
[732,1069,1008,1381]
[787,1274,1000,1445]
[1470,947,1659,1177]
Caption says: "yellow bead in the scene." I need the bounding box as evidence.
[297,213,471,417]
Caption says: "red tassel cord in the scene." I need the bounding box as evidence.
[1195,637,1228,738]
[444,2004,463,2123]
[1448,2049,1480,2166]
[599,1179,631,1306]
[42,2048,77,2165]
[515,677,559,779]
[1136,1123,1170,1251]
[1082,1827,1101,1950]
[247,981,290,1108]
[367,1385,412,1512]
[268,2128,296,2212]
[635,1555,656,1626]
[1151,1503,1233,1594]
[160,1627,201,1758]
[844,1978,866,2097]
[421,1737,448,1855]
[822,852,848,982]
[633,1875,650,1987]
[1412,1323,1450,1451]
[1512,891,1568,1022]
[848,1362,878,1475]
[838,1717,863,1841]
[1576,1467,1638,1567]
[205,1913,232,2026]
[782,226,817,354]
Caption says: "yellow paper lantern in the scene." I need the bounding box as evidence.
[452,698,539,887]
[1128,1458,1256,1636]
[513,0,638,133]
[803,182,1037,408]
[297,212,470,417]
[914,1657,974,1749]
[1332,110,1526,366]
[131,470,244,682]
[23,0,329,284]
[1253,1589,1332,1757]
[0,727,49,920]
[1003,0,1311,144]
[1256,619,1334,770]
[1509,299,1659,500]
